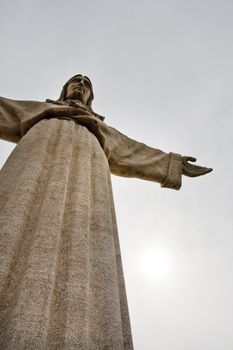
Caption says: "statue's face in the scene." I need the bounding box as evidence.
[65,76,92,104]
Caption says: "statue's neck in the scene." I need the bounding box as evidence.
[65,98,87,107]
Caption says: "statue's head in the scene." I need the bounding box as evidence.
[58,74,94,107]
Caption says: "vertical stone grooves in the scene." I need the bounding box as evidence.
[85,126,92,350]
[43,120,76,347]
[44,124,92,349]
[0,119,74,348]
[0,120,134,349]
[12,119,75,348]
[107,173,134,349]
[88,135,101,348]
[87,137,124,349]
[65,125,92,348]
[106,171,126,349]
[0,120,56,303]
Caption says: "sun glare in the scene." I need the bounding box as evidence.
[139,247,175,281]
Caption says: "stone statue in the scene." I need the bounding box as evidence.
[0,75,212,349]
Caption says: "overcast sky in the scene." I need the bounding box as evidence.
[0,1,232,349]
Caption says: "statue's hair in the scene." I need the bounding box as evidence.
[58,74,94,107]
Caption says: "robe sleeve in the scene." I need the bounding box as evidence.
[105,126,183,190]
[74,116,183,190]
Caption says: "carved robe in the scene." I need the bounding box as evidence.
[0,97,182,349]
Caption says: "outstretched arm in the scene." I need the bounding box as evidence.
[73,115,212,190]
[43,112,211,190]
[106,128,184,190]
[71,116,183,190]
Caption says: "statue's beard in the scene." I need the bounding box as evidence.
[66,89,85,103]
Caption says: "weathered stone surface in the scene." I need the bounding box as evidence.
[0,74,211,349]
[0,119,133,349]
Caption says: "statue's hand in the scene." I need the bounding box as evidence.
[182,156,213,177]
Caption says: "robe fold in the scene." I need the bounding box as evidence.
[0,97,183,349]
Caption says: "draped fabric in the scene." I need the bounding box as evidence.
[0,97,183,349]
[0,119,133,349]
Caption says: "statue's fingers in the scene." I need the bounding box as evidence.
[184,164,213,177]
[196,166,212,172]
[191,166,213,177]
[187,157,197,163]
[183,156,196,163]
[200,167,213,174]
